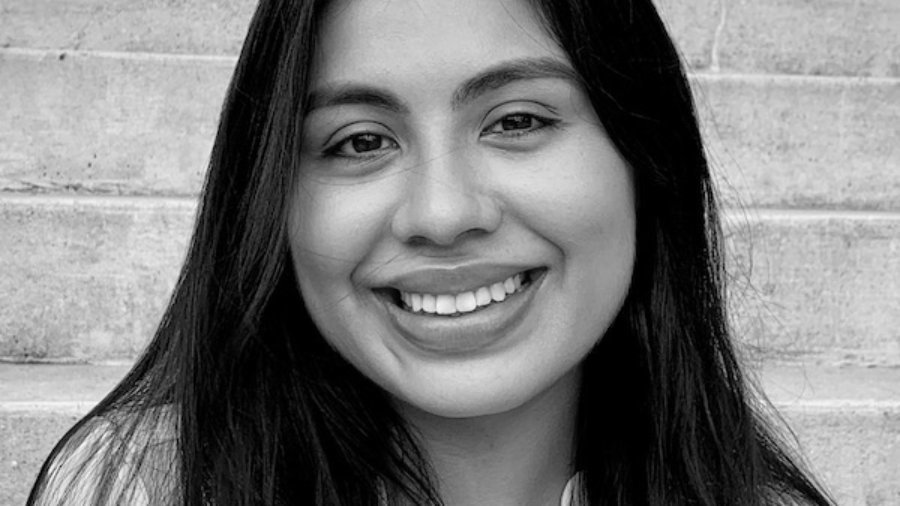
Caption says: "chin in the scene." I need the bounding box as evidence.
[414,391,531,419]
[391,365,580,421]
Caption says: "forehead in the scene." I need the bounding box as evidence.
[312,0,568,87]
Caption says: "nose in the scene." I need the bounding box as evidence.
[391,146,501,248]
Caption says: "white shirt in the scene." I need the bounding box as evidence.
[559,473,583,506]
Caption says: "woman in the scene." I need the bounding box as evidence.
[29,0,835,504]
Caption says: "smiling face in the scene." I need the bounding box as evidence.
[288,0,636,418]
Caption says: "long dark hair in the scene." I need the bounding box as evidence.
[29,0,834,504]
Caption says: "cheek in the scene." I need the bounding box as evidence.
[287,182,394,371]
[501,133,636,346]
[288,181,390,301]
[553,141,637,290]
[501,135,636,254]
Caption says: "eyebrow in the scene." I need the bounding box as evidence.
[451,57,580,109]
[305,56,580,114]
[305,87,409,115]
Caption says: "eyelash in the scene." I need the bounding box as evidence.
[323,132,398,159]
[481,112,560,139]
[322,112,560,159]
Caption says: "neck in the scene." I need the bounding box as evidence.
[398,368,581,506]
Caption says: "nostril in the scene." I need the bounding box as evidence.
[404,228,494,250]
[390,174,502,248]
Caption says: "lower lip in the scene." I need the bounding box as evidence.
[378,270,546,355]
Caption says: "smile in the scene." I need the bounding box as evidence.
[377,268,547,354]
[397,271,532,316]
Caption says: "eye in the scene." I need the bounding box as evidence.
[481,113,558,138]
[325,132,399,159]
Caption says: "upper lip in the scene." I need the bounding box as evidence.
[371,262,542,294]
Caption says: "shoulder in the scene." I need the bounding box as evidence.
[30,405,179,506]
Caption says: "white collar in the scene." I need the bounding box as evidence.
[559,473,583,506]
[378,473,582,505]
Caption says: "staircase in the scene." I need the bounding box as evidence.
[1,0,898,504]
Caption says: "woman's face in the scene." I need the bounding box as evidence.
[289,0,635,418]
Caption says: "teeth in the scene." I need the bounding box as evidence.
[475,287,492,306]
[436,294,456,315]
[422,293,436,313]
[456,291,477,312]
[398,272,530,316]
[489,283,506,302]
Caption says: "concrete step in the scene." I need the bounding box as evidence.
[656,0,900,77]
[695,74,900,211]
[0,0,255,56]
[2,0,897,77]
[0,363,897,505]
[711,0,900,78]
[660,0,900,77]
[0,363,131,506]
[756,363,900,505]
[1,195,898,365]
[2,49,899,208]
[727,210,900,366]
[0,49,232,197]
[0,195,193,361]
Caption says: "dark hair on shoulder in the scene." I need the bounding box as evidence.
[528,2,833,504]
[29,0,835,504]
